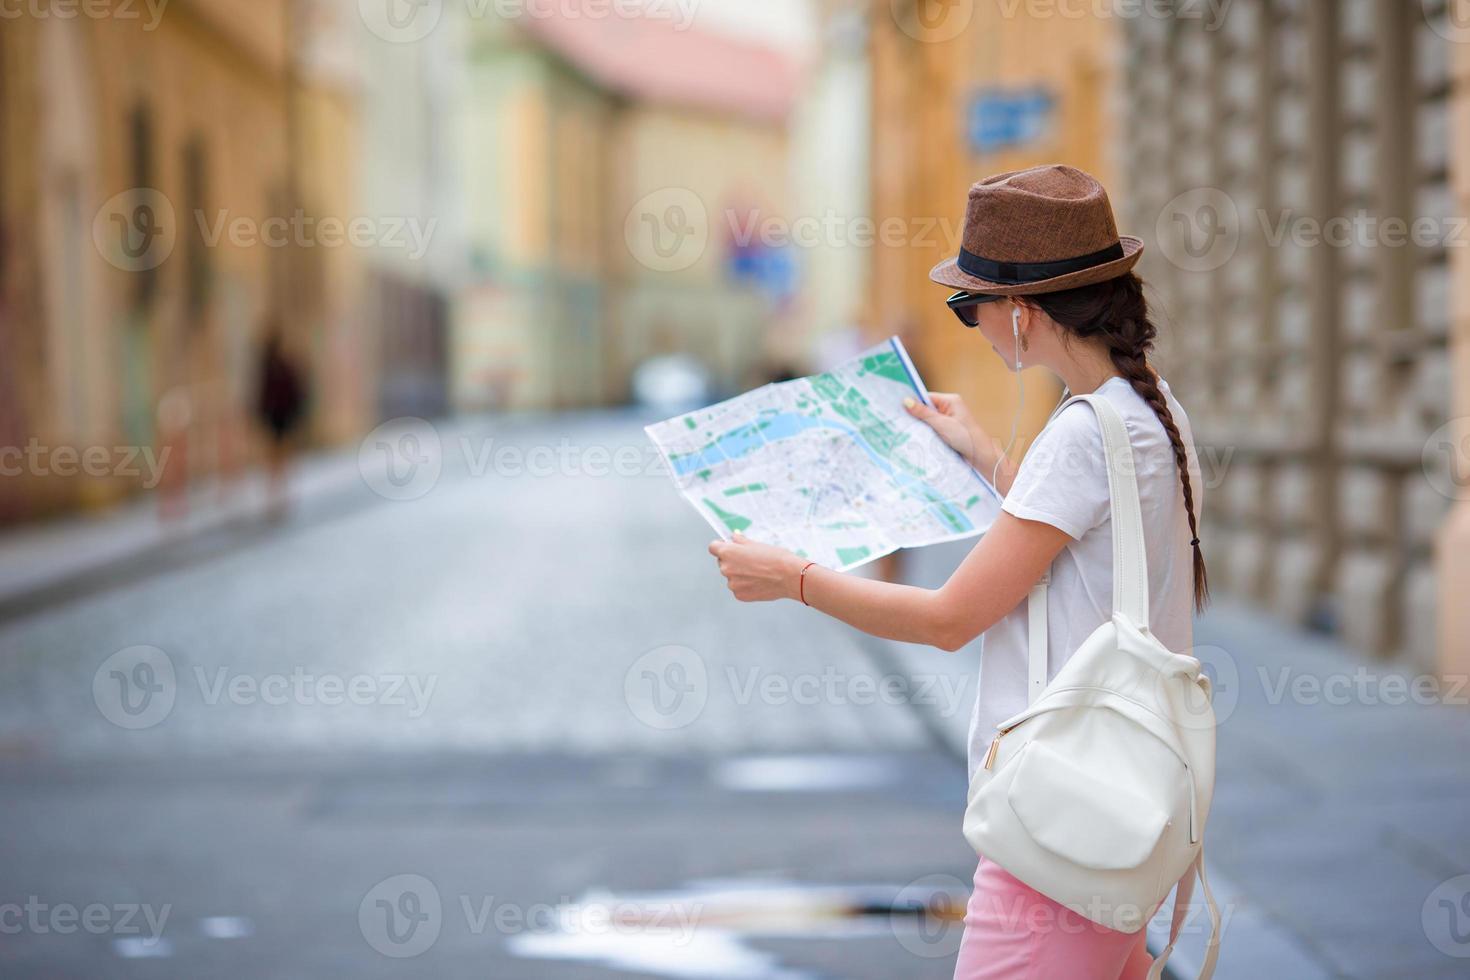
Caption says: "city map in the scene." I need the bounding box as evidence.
[645,337,1001,570]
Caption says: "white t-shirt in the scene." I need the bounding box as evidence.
[966,375,1204,780]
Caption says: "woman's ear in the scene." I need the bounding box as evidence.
[1011,301,1032,348]
[1014,299,1050,348]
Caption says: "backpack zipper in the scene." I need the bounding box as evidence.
[983,724,1017,770]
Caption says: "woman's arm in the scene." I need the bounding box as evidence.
[708,512,1071,651]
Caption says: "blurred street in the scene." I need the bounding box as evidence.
[5,409,1470,978]
[0,411,981,979]
[4,2,1470,977]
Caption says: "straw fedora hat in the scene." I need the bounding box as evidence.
[929,164,1143,296]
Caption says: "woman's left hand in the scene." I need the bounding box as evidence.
[708,532,807,602]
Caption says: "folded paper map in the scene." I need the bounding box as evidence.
[645,337,1001,571]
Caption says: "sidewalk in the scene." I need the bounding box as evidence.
[0,440,372,620]
[882,539,1470,980]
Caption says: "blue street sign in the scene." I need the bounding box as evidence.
[968,87,1056,154]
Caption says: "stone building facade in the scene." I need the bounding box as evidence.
[1117,0,1462,672]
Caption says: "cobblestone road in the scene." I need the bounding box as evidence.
[0,412,978,979]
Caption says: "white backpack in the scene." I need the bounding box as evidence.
[962,393,1221,979]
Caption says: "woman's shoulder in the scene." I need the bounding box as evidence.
[1036,395,1107,450]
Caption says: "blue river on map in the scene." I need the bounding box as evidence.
[669,409,994,533]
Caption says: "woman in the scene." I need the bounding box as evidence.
[709,165,1207,979]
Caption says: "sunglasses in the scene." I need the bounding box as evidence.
[945,290,1004,328]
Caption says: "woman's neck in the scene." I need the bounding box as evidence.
[1053,349,1122,395]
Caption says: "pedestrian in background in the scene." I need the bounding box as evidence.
[254,320,307,521]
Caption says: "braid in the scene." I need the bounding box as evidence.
[1028,273,1210,612]
[1106,343,1209,613]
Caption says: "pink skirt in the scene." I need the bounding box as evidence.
[953,857,1154,980]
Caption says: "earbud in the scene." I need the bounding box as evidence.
[1012,306,1022,372]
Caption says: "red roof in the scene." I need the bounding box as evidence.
[519,7,801,122]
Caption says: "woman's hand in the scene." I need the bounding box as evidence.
[708,532,807,602]
[905,392,1015,493]
[904,393,989,468]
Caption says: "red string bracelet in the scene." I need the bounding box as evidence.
[799,561,818,606]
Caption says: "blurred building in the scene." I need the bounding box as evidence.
[781,0,871,372]
[868,0,1123,449]
[450,7,800,412]
[0,0,370,523]
[1447,19,1470,689]
[354,6,461,421]
[1117,0,1463,675]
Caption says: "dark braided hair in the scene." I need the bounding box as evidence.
[1024,272,1209,612]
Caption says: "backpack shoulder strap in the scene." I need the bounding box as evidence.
[1146,849,1222,980]
[1025,392,1151,703]
[1070,392,1150,625]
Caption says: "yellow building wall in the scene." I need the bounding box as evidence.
[0,1,365,520]
[610,105,791,393]
[870,3,1121,457]
[1434,29,1470,681]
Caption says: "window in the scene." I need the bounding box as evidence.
[182,136,210,321]
[129,104,156,309]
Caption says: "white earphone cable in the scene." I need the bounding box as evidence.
[993,306,1025,491]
